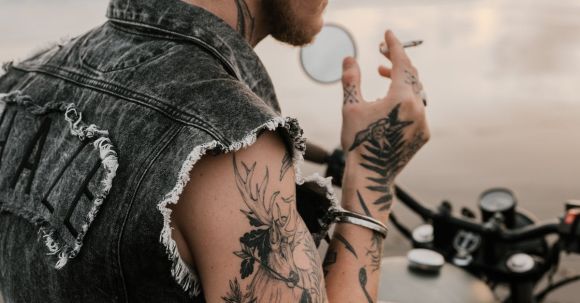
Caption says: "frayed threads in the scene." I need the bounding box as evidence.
[157,117,295,297]
[65,104,110,140]
[52,107,119,264]
[2,90,119,270]
[300,173,339,209]
[0,90,69,115]
[157,142,218,297]
[156,116,344,299]
[38,228,69,269]
[40,228,62,255]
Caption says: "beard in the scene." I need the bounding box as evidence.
[262,0,321,46]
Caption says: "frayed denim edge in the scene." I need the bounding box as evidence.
[156,117,340,298]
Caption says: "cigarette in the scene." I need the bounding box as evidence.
[380,40,423,55]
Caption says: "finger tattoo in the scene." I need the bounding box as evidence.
[344,84,360,105]
[404,70,423,96]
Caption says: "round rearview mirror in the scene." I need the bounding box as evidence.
[300,24,357,84]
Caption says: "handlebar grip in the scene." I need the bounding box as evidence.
[304,142,330,164]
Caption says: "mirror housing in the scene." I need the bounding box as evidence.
[300,23,357,84]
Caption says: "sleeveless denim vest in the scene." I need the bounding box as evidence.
[0,0,338,302]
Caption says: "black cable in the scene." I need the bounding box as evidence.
[535,275,580,302]
[389,212,413,241]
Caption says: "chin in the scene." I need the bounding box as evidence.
[265,0,326,47]
[274,17,325,47]
[311,17,325,37]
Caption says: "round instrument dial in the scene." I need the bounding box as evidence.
[479,189,516,213]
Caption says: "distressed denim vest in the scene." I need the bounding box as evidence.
[0,0,337,302]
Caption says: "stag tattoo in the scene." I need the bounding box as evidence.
[223,155,325,303]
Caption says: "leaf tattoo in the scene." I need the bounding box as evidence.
[349,104,413,152]
[280,151,292,181]
[359,267,373,303]
[357,190,372,216]
[335,233,358,259]
[348,104,413,212]
[222,278,244,303]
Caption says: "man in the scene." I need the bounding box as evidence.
[0,0,429,302]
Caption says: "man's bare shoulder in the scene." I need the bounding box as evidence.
[167,129,294,260]
[165,129,327,302]
[189,130,291,179]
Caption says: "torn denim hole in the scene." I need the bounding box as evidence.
[157,116,340,298]
[0,90,119,269]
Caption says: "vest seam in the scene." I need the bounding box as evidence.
[115,124,187,303]
[107,18,241,81]
[108,21,190,43]
[10,65,228,144]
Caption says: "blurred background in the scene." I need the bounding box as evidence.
[1,0,579,302]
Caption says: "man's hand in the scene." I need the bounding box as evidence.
[339,30,430,218]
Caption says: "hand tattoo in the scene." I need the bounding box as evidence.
[404,70,422,96]
[343,84,360,105]
[348,104,413,212]
[404,69,427,106]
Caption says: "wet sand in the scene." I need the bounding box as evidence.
[1,0,579,302]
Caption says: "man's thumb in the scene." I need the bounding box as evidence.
[342,57,363,105]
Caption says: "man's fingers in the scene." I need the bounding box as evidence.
[378,65,392,78]
[342,57,364,105]
[384,30,410,66]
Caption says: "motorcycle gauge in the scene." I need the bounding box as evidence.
[479,188,517,228]
[407,249,444,274]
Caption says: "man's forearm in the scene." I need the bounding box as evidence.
[323,29,429,302]
[323,156,392,303]
[324,222,384,303]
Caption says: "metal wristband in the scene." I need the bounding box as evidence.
[332,209,389,239]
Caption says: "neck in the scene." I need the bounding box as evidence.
[182,0,269,47]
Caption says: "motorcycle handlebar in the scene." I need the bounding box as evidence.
[303,144,564,243]
[395,185,562,242]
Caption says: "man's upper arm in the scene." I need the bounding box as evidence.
[170,131,327,303]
